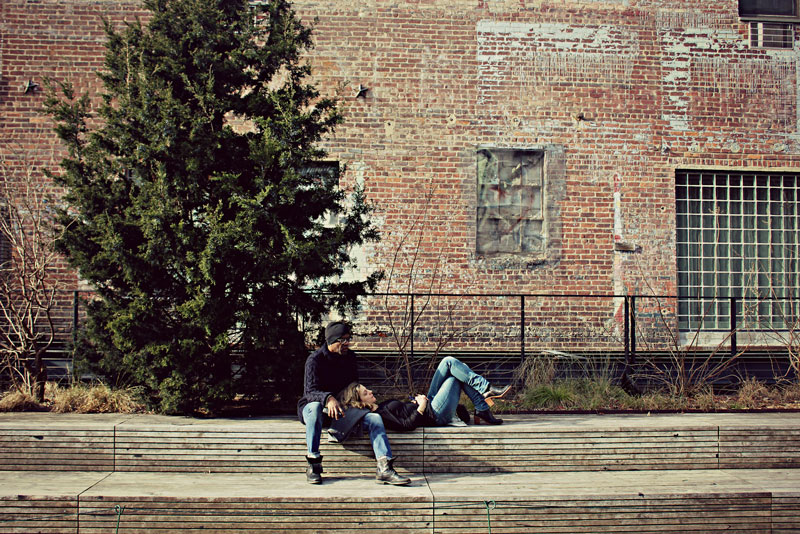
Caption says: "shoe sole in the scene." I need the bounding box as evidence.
[484,385,512,407]
[474,416,503,425]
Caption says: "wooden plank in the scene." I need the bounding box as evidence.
[1,415,800,475]
[113,432,424,474]
[433,495,772,534]
[0,496,78,534]
[720,428,800,469]
[1,467,797,533]
[78,498,433,533]
[772,495,800,534]
[0,428,114,471]
[422,429,719,472]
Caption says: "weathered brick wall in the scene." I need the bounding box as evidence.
[0,0,147,350]
[292,0,800,352]
[1,0,146,290]
[2,0,798,353]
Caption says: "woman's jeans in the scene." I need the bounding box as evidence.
[427,356,491,424]
[302,402,392,459]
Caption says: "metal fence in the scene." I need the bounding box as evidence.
[3,290,798,386]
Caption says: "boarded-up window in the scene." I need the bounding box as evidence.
[476,149,545,256]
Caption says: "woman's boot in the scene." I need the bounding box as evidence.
[474,409,503,425]
[375,456,411,485]
[306,455,323,484]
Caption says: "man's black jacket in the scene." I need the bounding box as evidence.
[297,344,359,423]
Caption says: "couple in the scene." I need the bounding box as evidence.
[297,321,511,485]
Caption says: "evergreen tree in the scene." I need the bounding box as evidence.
[44,0,381,414]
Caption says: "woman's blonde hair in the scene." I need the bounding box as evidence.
[339,382,377,411]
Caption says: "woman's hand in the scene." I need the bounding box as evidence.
[414,394,428,414]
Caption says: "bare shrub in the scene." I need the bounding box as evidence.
[369,178,480,393]
[0,149,72,402]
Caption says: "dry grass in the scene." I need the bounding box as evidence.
[505,360,800,413]
[779,381,800,404]
[508,354,800,412]
[0,382,147,413]
[49,382,146,413]
[2,377,799,415]
[0,390,45,412]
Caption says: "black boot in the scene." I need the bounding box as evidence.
[456,403,471,425]
[306,455,323,484]
[375,456,411,486]
[474,409,503,425]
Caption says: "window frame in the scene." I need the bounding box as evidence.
[738,0,800,23]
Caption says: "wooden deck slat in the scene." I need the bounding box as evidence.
[432,495,773,534]
[0,416,797,477]
[0,497,78,534]
[78,498,434,534]
[0,425,799,533]
[5,417,800,473]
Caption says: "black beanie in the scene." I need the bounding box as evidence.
[325,322,351,345]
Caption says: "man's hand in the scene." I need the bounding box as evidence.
[414,394,428,414]
[326,396,344,420]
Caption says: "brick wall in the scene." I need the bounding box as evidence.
[291,0,800,353]
[2,0,798,353]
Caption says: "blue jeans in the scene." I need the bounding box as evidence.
[426,356,491,424]
[302,402,392,459]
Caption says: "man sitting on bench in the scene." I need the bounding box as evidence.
[297,321,410,485]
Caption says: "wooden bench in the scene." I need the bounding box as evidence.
[2,413,800,475]
[2,414,800,533]
[0,417,116,472]
[1,469,798,533]
[422,424,721,473]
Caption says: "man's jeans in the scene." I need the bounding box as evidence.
[426,356,491,424]
[302,402,392,459]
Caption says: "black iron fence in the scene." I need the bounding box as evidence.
[3,290,798,385]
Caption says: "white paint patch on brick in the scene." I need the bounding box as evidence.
[477,19,639,124]
[655,10,733,30]
[478,20,639,54]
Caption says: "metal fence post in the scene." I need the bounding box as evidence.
[410,293,414,361]
[630,296,636,361]
[72,290,79,345]
[730,296,737,358]
[520,295,525,361]
[623,296,630,362]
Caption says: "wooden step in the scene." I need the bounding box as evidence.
[2,413,800,475]
[0,468,798,533]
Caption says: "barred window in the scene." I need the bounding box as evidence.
[749,22,794,48]
[676,171,800,332]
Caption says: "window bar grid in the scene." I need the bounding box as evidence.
[676,171,800,332]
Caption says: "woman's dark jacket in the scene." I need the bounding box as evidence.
[376,399,437,431]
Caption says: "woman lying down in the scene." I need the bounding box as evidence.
[339,356,511,431]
